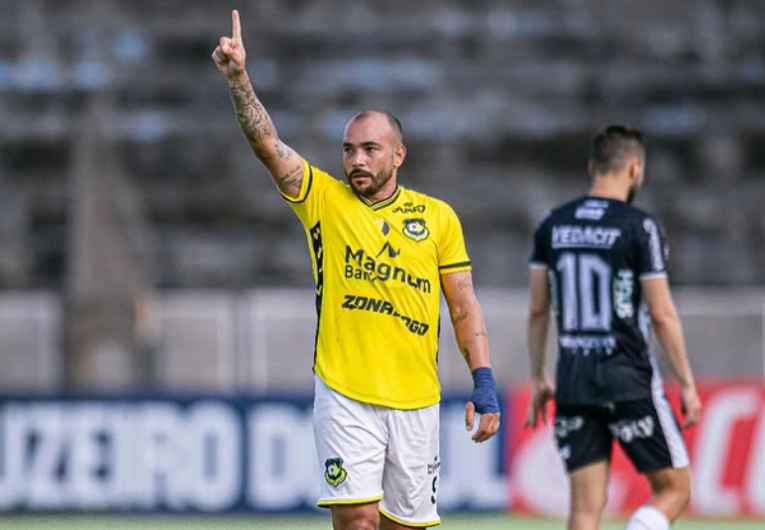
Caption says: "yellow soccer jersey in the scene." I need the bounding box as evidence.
[280,159,472,409]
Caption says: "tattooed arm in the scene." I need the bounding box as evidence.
[441,270,500,442]
[227,78,304,197]
[441,271,491,371]
[212,10,303,198]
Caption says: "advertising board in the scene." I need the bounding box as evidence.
[0,394,506,513]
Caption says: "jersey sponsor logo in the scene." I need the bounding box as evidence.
[428,456,440,505]
[345,246,431,293]
[428,455,441,475]
[547,270,561,318]
[574,201,609,220]
[554,416,584,439]
[324,458,347,487]
[559,334,617,355]
[393,202,426,214]
[376,241,400,259]
[402,218,429,242]
[642,219,665,271]
[614,269,635,318]
[341,294,430,335]
[575,206,605,220]
[608,416,655,443]
[552,225,621,249]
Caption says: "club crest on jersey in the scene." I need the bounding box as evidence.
[324,458,348,487]
[402,218,429,242]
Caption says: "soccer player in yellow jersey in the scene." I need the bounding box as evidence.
[213,10,500,529]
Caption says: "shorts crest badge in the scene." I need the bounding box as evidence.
[403,218,429,242]
[324,457,348,487]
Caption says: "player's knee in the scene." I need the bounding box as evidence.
[679,473,691,502]
[571,493,608,516]
[655,489,690,523]
[651,470,691,518]
[670,480,691,513]
[333,512,380,530]
[339,519,378,530]
[569,504,605,529]
[593,494,608,514]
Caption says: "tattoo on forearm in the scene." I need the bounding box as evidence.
[453,310,468,325]
[275,140,293,160]
[461,347,471,365]
[474,331,488,338]
[278,164,303,191]
[230,84,273,142]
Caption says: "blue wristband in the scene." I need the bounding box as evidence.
[470,367,500,414]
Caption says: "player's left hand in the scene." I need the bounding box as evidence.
[680,384,702,428]
[465,401,500,443]
[465,367,501,443]
[523,378,555,429]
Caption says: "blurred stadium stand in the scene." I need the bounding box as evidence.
[0,0,763,391]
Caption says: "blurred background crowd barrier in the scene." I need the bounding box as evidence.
[0,0,763,520]
[1,288,764,392]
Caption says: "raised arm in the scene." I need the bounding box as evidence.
[441,271,500,443]
[212,10,304,198]
[641,276,702,428]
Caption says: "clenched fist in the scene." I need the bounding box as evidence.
[212,10,247,80]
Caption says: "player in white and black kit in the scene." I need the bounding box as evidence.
[524,126,702,530]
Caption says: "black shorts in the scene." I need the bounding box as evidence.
[554,395,689,473]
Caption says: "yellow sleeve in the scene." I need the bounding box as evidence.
[279,159,335,229]
[437,201,472,273]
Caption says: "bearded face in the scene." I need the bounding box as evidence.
[342,113,403,202]
[345,165,394,198]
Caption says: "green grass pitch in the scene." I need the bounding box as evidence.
[1,514,762,529]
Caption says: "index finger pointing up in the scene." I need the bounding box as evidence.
[232,9,242,41]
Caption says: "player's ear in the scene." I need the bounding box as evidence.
[587,159,595,178]
[628,156,641,180]
[394,144,407,168]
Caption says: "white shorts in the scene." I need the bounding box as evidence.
[313,375,441,527]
